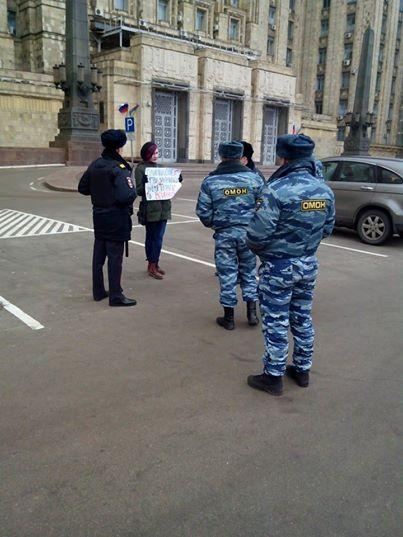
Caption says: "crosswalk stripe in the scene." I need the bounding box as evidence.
[2,215,34,238]
[0,209,14,223]
[0,213,27,235]
[0,209,89,239]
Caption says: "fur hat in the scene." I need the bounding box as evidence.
[218,141,244,159]
[276,134,315,160]
[101,129,127,149]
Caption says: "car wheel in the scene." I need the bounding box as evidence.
[357,209,391,245]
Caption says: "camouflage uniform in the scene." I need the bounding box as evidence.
[314,159,324,180]
[246,158,335,376]
[196,161,264,307]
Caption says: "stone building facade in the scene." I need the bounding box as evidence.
[0,0,402,162]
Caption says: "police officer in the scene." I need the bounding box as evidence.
[78,129,137,307]
[246,134,335,395]
[196,141,265,330]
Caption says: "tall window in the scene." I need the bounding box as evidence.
[341,72,350,89]
[316,75,325,91]
[323,0,331,7]
[381,14,387,34]
[269,6,276,26]
[376,73,382,92]
[99,102,105,124]
[337,127,346,141]
[114,0,127,10]
[320,19,329,36]
[315,101,323,114]
[338,100,348,115]
[344,43,353,60]
[318,47,327,64]
[7,9,16,35]
[230,0,240,6]
[379,44,384,62]
[286,48,293,67]
[196,8,207,31]
[288,21,294,41]
[289,0,296,10]
[347,13,355,31]
[157,0,169,22]
[229,18,240,40]
[267,36,275,56]
[370,126,376,143]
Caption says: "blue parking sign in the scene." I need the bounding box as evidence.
[125,116,135,133]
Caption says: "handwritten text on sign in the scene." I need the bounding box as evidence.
[145,168,182,201]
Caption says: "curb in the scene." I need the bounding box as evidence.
[43,180,77,193]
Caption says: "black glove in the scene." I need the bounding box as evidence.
[142,175,148,184]
[179,174,183,183]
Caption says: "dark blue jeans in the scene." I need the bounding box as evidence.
[145,220,167,264]
[92,239,124,301]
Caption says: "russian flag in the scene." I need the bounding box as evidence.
[118,103,129,114]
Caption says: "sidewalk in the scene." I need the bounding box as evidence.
[43,166,86,192]
[43,163,277,192]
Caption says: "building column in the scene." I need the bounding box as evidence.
[188,90,199,161]
[0,0,15,69]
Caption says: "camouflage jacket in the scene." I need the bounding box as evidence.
[246,159,335,260]
[196,161,265,231]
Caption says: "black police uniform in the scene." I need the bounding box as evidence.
[78,147,136,305]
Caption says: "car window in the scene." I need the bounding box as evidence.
[338,162,375,183]
[378,167,403,184]
[322,161,338,181]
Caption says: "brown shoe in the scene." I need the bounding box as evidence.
[148,262,163,280]
[156,265,166,275]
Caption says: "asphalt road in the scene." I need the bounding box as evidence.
[0,166,402,537]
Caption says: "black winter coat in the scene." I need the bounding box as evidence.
[78,149,137,242]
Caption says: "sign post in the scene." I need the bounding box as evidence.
[124,115,135,171]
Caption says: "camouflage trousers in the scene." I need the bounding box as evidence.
[258,256,318,376]
[214,226,258,307]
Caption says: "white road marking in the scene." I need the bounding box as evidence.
[171,212,198,220]
[0,295,44,330]
[0,164,64,169]
[0,209,390,261]
[165,219,199,225]
[29,177,54,193]
[128,240,215,268]
[176,198,197,202]
[321,241,388,258]
[0,209,88,239]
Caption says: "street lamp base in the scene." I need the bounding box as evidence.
[50,138,102,166]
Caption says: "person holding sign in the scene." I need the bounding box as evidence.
[135,142,183,279]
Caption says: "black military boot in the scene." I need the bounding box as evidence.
[247,373,283,396]
[246,301,259,326]
[216,307,235,330]
[286,365,310,387]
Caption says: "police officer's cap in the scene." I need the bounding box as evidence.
[101,129,127,149]
[276,134,315,160]
[218,141,244,159]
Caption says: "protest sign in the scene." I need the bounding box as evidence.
[145,168,182,201]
